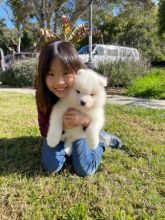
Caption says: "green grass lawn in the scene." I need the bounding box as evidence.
[126,68,165,99]
[0,92,165,220]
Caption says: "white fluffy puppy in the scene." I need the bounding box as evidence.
[47,68,107,156]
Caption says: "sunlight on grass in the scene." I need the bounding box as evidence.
[0,92,164,219]
[126,68,165,99]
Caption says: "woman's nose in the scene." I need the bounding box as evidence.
[54,76,65,85]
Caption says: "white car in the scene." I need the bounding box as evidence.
[78,44,140,67]
[0,51,39,71]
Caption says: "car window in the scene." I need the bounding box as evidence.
[78,45,96,54]
[94,46,104,55]
[125,49,133,56]
[133,49,139,57]
[14,52,38,60]
[78,46,88,54]
[119,48,133,57]
[106,48,118,56]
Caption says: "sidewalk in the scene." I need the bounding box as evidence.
[107,94,165,109]
[0,88,165,109]
[0,88,35,95]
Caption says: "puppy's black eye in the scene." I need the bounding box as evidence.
[90,93,94,96]
[76,90,80,94]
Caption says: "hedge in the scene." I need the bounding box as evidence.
[0,58,37,87]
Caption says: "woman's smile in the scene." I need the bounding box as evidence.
[53,86,69,97]
[45,58,75,98]
[55,87,67,92]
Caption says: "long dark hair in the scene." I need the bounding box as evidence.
[35,41,86,113]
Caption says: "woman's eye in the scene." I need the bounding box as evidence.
[76,90,80,94]
[64,72,69,75]
[47,72,54,76]
[90,93,94,96]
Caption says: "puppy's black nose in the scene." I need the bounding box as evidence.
[80,100,86,106]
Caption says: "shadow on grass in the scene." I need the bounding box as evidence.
[0,136,131,177]
[0,136,44,177]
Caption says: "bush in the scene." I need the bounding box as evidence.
[0,58,37,87]
[95,59,150,87]
[151,53,165,67]
[126,68,165,99]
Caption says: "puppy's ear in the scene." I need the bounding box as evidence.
[99,75,107,87]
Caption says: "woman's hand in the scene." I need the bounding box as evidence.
[63,108,91,129]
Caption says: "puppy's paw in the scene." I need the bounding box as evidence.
[64,142,72,156]
[47,135,60,148]
[87,137,99,149]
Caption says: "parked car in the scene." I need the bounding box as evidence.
[1,52,39,71]
[13,52,39,60]
[78,44,140,67]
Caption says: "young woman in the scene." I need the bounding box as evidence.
[35,41,121,177]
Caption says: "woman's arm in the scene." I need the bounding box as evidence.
[37,108,51,137]
[37,107,90,136]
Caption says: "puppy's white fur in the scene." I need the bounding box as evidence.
[47,69,107,156]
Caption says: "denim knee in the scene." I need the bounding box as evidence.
[71,139,104,177]
[41,140,66,173]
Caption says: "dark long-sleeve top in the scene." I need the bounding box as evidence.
[37,107,52,137]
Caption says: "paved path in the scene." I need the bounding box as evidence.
[0,88,35,95]
[0,88,165,110]
[107,95,165,109]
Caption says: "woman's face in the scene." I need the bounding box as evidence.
[45,58,76,98]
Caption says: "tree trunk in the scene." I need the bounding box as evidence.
[53,11,57,33]
[17,36,21,52]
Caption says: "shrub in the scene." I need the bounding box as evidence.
[151,53,165,67]
[126,68,165,99]
[0,58,37,87]
[95,58,150,87]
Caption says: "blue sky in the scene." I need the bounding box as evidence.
[0,1,14,28]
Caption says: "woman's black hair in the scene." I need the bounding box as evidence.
[35,41,86,113]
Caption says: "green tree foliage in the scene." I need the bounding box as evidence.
[8,0,97,30]
[0,19,6,33]
[29,0,66,29]
[7,0,65,29]
[7,0,31,26]
[158,0,165,35]
[7,0,102,51]
[94,0,165,62]
[1,0,165,61]
[0,19,6,45]
[0,27,18,54]
[21,28,38,52]
[0,19,7,52]
[7,0,38,52]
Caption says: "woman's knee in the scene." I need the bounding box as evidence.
[73,163,97,177]
[71,139,100,177]
[41,154,65,173]
[41,140,66,173]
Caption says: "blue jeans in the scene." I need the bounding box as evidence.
[41,138,105,177]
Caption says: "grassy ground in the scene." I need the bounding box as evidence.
[0,92,165,220]
[126,68,165,99]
